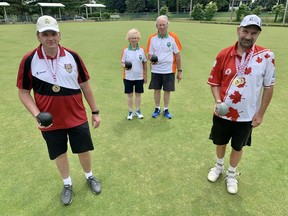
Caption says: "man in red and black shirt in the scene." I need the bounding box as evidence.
[17,15,101,205]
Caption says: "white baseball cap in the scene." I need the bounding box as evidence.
[240,14,262,31]
[36,15,59,32]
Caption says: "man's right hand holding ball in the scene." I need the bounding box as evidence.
[36,112,53,128]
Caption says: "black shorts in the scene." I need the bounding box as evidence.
[149,73,175,91]
[123,79,144,94]
[209,115,253,151]
[41,122,94,160]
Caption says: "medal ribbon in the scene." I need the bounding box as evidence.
[42,46,60,82]
[235,45,254,76]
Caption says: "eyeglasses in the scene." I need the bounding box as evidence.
[158,24,168,28]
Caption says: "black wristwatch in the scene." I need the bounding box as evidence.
[92,110,100,115]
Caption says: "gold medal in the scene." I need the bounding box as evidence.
[233,77,241,86]
[52,84,61,92]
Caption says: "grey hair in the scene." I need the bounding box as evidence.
[155,15,169,27]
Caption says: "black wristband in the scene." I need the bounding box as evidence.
[92,110,99,115]
[178,69,182,72]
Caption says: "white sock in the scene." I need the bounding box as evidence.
[163,107,168,111]
[156,106,160,110]
[85,171,93,179]
[216,157,224,166]
[228,165,237,173]
[63,176,72,186]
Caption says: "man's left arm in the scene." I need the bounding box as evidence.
[252,86,274,128]
[80,81,100,128]
[175,52,182,82]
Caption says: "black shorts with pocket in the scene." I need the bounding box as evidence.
[149,73,175,91]
[209,115,253,151]
[41,122,94,160]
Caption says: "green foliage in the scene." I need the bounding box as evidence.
[250,0,279,11]
[102,12,111,19]
[252,6,263,16]
[204,1,218,21]
[31,14,39,23]
[160,5,171,17]
[213,0,229,11]
[192,0,228,11]
[191,3,204,20]
[272,4,285,22]
[126,0,146,13]
[102,0,126,13]
[236,4,250,21]
[89,12,101,18]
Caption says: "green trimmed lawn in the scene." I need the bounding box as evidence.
[0,20,287,215]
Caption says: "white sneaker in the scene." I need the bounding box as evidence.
[127,111,133,120]
[207,163,224,182]
[225,171,240,194]
[134,110,144,119]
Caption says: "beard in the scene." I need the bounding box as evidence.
[239,39,254,50]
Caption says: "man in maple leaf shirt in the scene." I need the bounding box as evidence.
[206,15,275,194]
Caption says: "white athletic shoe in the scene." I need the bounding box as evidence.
[207,163,224,182]
[134,110,144,119]
[225,171,240,194]
[127,111,133,120]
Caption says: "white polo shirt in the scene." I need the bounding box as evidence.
[147,32,182,74]
[121,44,147,80]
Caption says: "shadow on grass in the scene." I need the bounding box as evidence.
[112,115,174,139]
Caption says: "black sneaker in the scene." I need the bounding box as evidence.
[87,176,101,194]
[61,185,73,206]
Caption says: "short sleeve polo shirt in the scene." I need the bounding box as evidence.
[207,42,275,122]
[147,32,182,74]
[121,44,147,80]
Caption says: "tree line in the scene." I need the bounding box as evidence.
[0,0,287,23]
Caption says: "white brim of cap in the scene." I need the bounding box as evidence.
[38,27,59,32]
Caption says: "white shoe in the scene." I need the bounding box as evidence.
[225,171,240,194]
[127,111,133,120]
[134,110,144,119]
[207,163,224,182]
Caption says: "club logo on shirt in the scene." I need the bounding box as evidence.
[64,64,72,73]
[167,42,171,47]
[139,55,143,60]
[225,68,232,75]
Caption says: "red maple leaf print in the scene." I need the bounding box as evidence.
[256,57,262,63]
[264,53,270,59]
[229,91,242,104]
[245,67,252,75]
[226,107,240,121]
[272,59,275,65]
